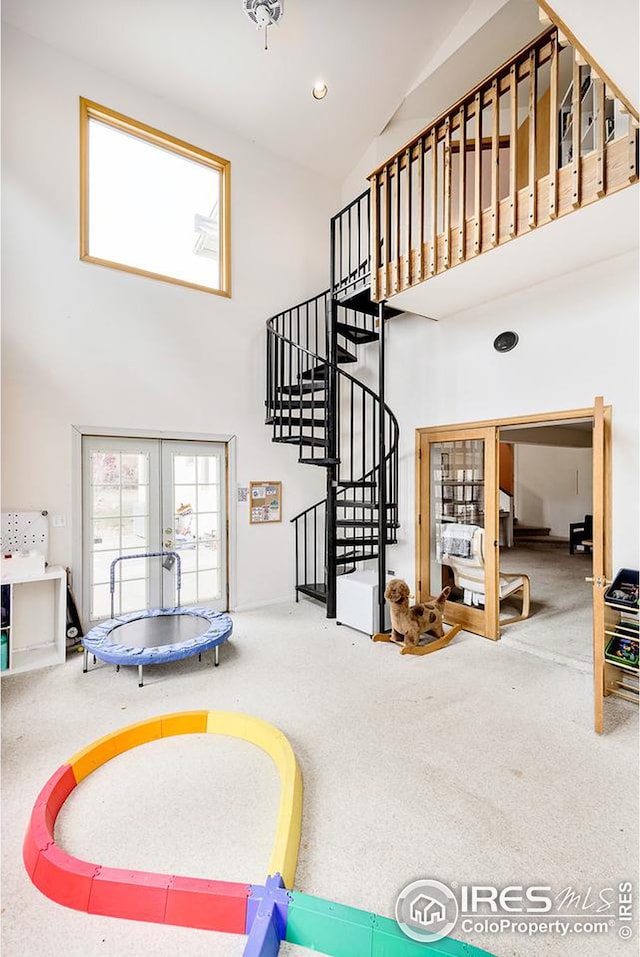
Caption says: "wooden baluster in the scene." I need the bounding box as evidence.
[509,63,517,237]
[418,136,425,279]
[370,173,379,300]
[571,52,581,208]
[490,79,499,246]
[548,33,559,218]
[528,49,537,228]
[458,105,466,262]
[405,147,412,288]
[395,153,401,292]
[443,117,451,268]
[429,128,437,275]
[383,164,391,299]
[594,78,605,197]
[474,92,482,254]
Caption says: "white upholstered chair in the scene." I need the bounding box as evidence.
[441,525,531,625]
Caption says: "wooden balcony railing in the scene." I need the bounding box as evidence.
[369,25,639,302]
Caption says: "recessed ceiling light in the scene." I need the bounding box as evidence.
[312,82,328,100]
[493,331,519,353]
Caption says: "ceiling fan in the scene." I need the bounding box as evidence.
[242,0,285,50]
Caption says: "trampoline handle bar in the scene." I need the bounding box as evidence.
[109,552,182,618]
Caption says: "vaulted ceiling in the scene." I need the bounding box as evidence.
[1,0,476,181]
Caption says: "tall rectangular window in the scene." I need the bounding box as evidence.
[80,98,231,296]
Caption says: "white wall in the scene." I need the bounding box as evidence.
[1,26,339,613]
[380,251,638,590]
[514,444,593,538]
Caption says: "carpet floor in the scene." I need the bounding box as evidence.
[499,542,594,671]
[1,599,637,957]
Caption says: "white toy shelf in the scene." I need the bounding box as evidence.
[1,566,66,676]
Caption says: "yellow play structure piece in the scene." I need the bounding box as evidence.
[67,710,303,890]
[206,711,302,888]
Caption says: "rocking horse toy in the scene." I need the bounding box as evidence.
[372,578,462,655]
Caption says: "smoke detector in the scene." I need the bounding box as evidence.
[243,0,284,49]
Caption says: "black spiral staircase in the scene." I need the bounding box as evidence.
[265,191,401,630]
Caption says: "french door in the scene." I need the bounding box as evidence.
[417,427,499,639]
[83,436,227,622]
[591,396,612,734]
[417,403,611,672]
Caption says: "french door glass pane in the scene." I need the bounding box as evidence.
[89,448,151,619]
[170,453,223,605]
[430,439,486,608]
[179,572,198,605]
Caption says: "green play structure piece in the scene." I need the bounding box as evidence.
[372,914,492,956]
[286,892,496,957]
[286,892,375,956]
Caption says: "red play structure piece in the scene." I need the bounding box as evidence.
[23,758,252,932]
[165,876,249,933]
[23,764,77,879]
[88,867,172,923]
[36,764,77,819]
[33,844,100,911]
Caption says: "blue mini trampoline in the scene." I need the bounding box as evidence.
[82,552,232,687]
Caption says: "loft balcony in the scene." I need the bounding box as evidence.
[367,24,639,317]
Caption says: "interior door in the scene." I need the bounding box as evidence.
[161,441,227,611]
[417,427,499,638]
[591,396,611,733]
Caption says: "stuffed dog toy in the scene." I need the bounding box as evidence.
[383,578,451,648]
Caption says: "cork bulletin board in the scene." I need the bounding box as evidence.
[249,482,282,524]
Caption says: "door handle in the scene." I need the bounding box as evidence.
[585,577,612,586]
[164,540,173,548]
[164,528,173,534]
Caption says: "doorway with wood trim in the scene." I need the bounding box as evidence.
[497,418,594,669]
[416,400,611,728]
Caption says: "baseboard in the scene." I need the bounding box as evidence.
[231,594,296,613]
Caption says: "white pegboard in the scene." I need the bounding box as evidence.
[1,511,49,559]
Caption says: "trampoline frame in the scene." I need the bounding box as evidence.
[82,552,232,686]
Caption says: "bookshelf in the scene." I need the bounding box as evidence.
[559,65,616,168]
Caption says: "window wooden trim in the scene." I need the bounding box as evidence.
[79,97,231,297]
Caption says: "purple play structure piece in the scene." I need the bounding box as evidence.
[243,874,292,957]
[242,904,280,957]
[246,885,262,935]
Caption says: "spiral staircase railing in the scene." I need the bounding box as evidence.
[265,190,399,627]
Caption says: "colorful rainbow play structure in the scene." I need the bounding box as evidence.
[24,711,492,956]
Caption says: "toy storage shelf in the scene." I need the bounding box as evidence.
[602,570,639,709]
[1,566,66,677]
